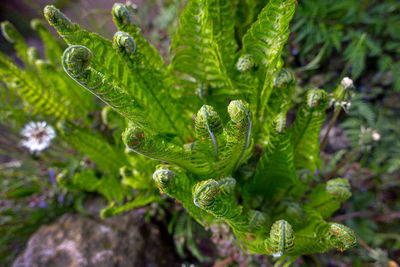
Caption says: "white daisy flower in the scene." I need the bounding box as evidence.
[20,121,56,153]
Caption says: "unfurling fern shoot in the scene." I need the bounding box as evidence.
[2,0,359,261]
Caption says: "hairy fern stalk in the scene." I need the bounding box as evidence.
[1,0,357,260]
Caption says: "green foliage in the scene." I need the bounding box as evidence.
[0,16,160,226]
[291,0,400,87]
[290,89,328,171]
[0,0,364,262]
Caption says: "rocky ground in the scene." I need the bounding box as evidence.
[12,198,180,267]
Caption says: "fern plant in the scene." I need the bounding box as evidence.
[0,0,360,262]
[0,17,158,218]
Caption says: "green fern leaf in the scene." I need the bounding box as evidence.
[242,0,296,120]
[0,54,72,119]
[58,123,128,174]
[1,21,29,66]
[100,191,158,218]
[170,0,237,102]
[290,89,328,172]
[250,114,303,204]
[30,19,65,64]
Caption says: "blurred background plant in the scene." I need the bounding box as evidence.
[1,0,400,266]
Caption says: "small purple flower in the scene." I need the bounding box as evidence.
[137,208,146,214]
[291,49,298,56]
[57,195,65,203]
[48,170,56,184]
[38,201,48,208]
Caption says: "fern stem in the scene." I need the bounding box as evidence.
[202,106,219,158]
[319,106,342,152]
[234,103,252,169]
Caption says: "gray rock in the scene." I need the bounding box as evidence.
[13,199,179,267]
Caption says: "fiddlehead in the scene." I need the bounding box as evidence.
[237,54,255,72]
[326,178,352,201]
[152,165,208,225]
[221,100,252,173]
[1,21,29,65]
[113,31,136,55]
[1,21,23,43]
[192,178,246,223]
[44,5,75,38]
[266,220,295,257]
[111,2,167,73]
[262,69,296,132]
[112,3,132,28]
[325,223,357,251]
[193,179,220,209]
[306,88,327,108]
[273,69,296,89]
[195,105,224,159]
[192,178,268,247]
[153,166,176,195]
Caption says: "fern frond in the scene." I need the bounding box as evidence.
[58,170,130,203]
[58,123,128,174]
[1,21,29,66]
[0,54,72,119]
[192,178,272,254]
[249,113,304,205]
[208,0,238,68]
[218,100,253,174]
[304,178,351,219]
[241,0,296,120]
[123,126,215,176]
[112,31,192,141]
[289,210,356,255]
[100,191,158,218]
[44,6,132,88]
[46,5,191,140]
[111,4,192,138]
[194,104,226,160]
[290,89,328,172]
[30,19,65,64]
[111,3,167,73]
[152,165,209,225]
[170,0,237,103]
[62,45,151,130]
